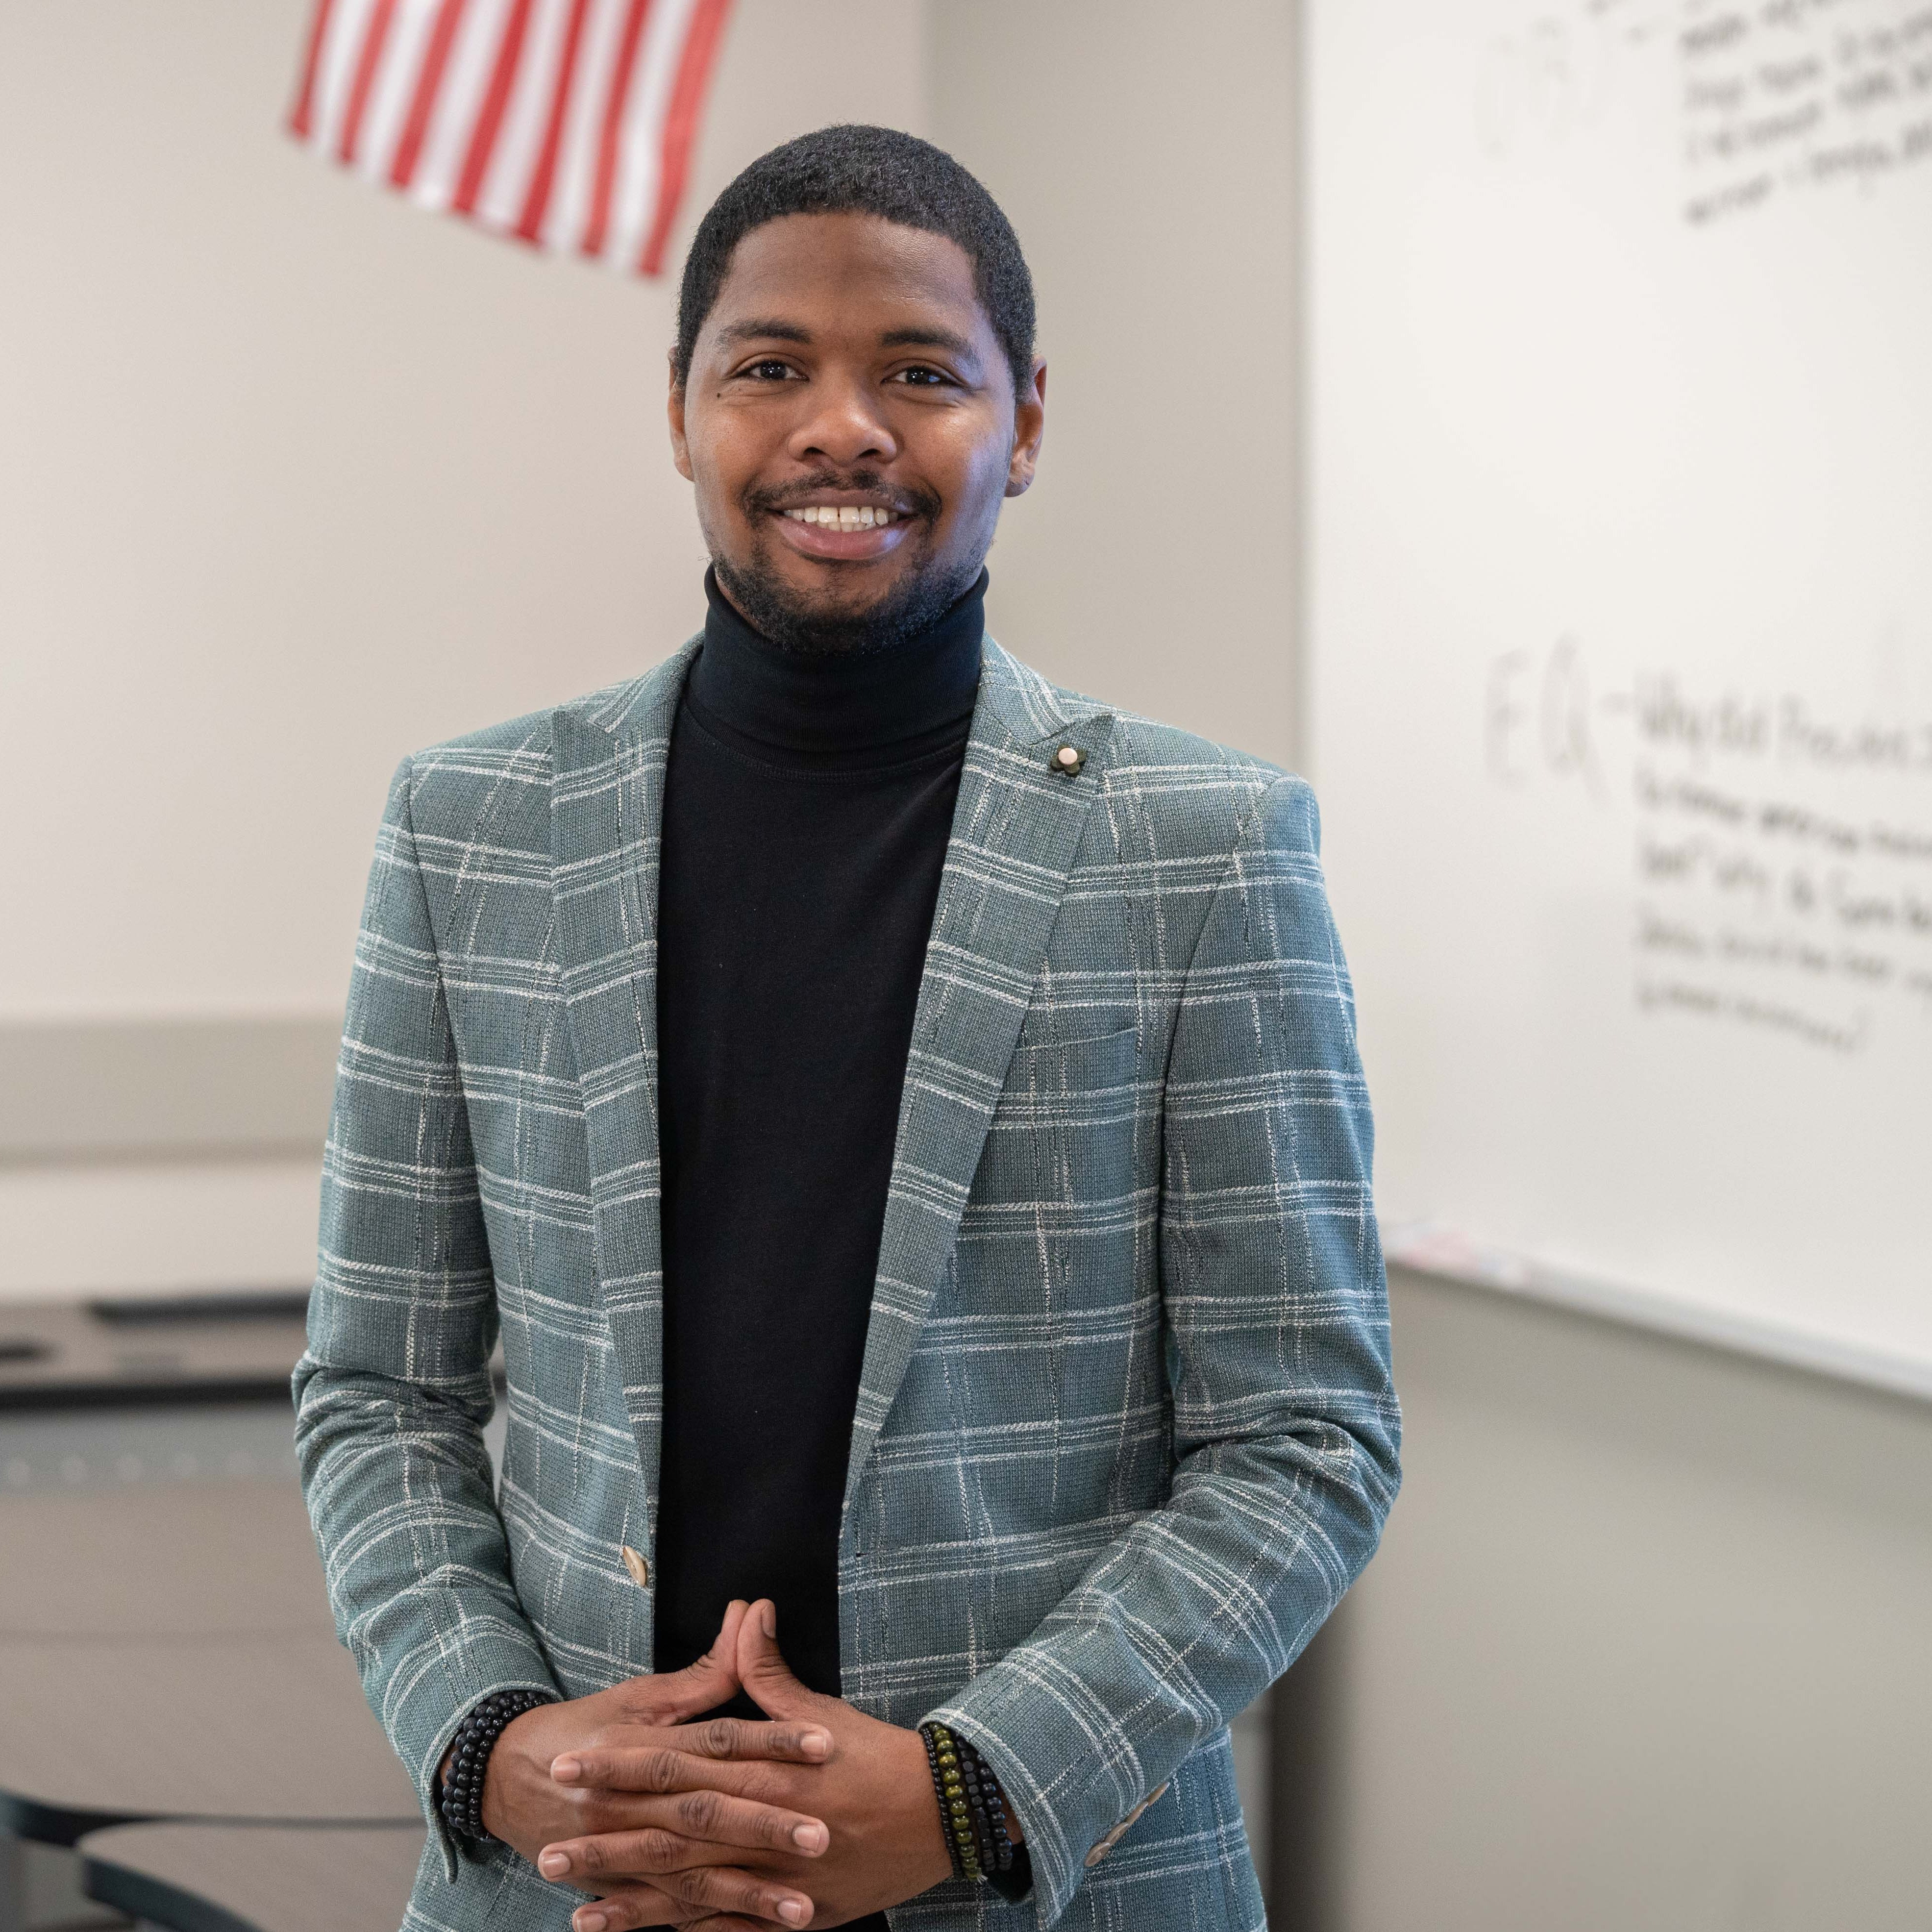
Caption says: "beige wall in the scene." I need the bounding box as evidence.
[1287,1267,1932,1932]
[0,0,929,1297]
[927,0,1302,771]
[0,0,927,1026]
[1,0,1307,1293]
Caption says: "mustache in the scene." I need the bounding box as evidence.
[743,470,941,520]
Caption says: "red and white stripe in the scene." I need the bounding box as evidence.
[288,0,734,276]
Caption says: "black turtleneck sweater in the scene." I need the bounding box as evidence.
[652,571,985,1721]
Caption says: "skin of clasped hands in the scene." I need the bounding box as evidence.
[482,1597,970,1930]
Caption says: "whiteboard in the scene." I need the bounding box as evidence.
[1307,0,1932,1392]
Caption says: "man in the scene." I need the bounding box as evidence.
[297,125,1399,1932]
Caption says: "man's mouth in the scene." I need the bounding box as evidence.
[779,502,905,531]
[762,493,919,562]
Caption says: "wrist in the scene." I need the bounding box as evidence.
[439,1689,556,1853]
[476,1709,524,1844]
[918,1720,1028,1897]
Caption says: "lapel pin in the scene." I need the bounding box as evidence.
[1051,744,1086,778]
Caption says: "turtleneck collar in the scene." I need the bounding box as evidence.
[688,567,985,761]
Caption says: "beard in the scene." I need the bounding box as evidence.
[715,471,977,657]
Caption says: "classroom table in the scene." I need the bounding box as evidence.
[0,1295,313,1412]
[0,1631,421,1845]
[0,1406,403,1856]
[0,1477,335,1640]
[0,1366,499,1930]
[80,1823,425,1932]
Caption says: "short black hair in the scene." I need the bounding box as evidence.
[674,124,1035,400]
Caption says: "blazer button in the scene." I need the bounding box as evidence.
[620,1544,650,1589]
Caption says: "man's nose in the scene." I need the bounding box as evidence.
[786,375,898,469]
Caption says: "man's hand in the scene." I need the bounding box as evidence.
[474,1600,834,1929]
[538,1600,958,1931]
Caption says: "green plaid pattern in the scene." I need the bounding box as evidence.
[295,639,1401,1932]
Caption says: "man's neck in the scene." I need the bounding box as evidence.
[689,567,986,758]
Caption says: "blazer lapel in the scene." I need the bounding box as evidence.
[550,645,696,1512]
[844,642,1116,1507]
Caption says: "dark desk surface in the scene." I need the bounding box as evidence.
[0,1631,421,1841]
[81,1823,425,1932]
[0,1294,504,1413]
[0,1296,312,1411]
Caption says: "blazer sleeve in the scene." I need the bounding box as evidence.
[293,758,559,1873]
[924,773,1402,1927]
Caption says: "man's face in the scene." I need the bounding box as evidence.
[669,212,1045,652]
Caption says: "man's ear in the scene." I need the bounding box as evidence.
[1005,356,1047,499]
[669,350,694,482]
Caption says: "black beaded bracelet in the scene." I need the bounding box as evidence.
[965,1749,1016,1875]
[961,1749,1031,1902]
[438,1687,556,1851]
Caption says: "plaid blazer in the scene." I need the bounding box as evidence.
[295,637,1401,1932]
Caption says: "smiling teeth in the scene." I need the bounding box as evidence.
[784,505,897,529]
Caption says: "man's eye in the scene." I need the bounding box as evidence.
[744,359,794,380]
[894,366,952,388]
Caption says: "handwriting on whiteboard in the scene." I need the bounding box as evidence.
[1486,640,1932,1050]
[1683,0,1932,221]
[1477,0,1932,222]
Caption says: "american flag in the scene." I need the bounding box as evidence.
[289,0,735,276]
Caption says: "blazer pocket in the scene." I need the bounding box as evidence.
[997,1024,1140,1134]
[1004,1021,1139,1074]
[971,1023,1142,1241]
